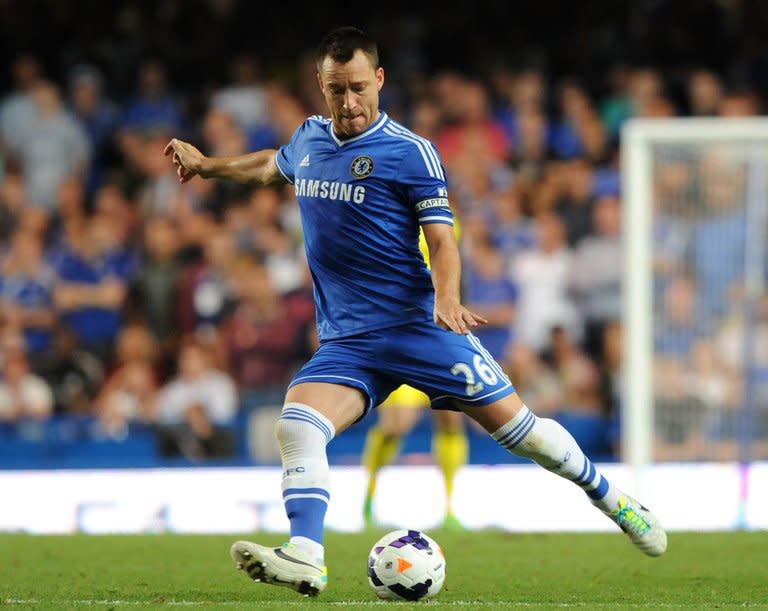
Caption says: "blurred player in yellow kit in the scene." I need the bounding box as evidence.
[362,384,467,529]
[362,223,467,529]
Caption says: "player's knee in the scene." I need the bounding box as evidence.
[275,418,333,459]
[433,410,464,434]
[379,420,408,438]
[274,403,335,450]
[274,416,292,447]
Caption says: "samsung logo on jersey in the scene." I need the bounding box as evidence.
[294,179,365,204]
[414,197,450,212]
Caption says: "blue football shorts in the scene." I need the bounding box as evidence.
[288,321,516,416]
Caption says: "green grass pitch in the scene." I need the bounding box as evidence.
[1,531,767,609]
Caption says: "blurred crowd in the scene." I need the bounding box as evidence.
[1,0,767,461]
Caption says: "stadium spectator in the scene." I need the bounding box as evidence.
[121,59,183,136]
[512,69,547,113]
[548,326,611,456]
[690,158,746,318]
[715,289,768,373]
[264,85,307,146]
[67,64,121,193]
[35,324,104,414]
[548,326,603,414]
[408,97,442,142]
[504,343,562,417]
[210,54,273,148]
[511,105,550,172]
[689,338,745,462]
[627,69,666,118]
[718,89,761,117]
[93,182,140,249]
[113,324,162,373]
[578,114,611,166]
[94,324,160,439]
[462,216,518,360]
[493,68,548,154]
[550,79,594,160]
[486,187,535,260]
[47,177,88,255]
[599,63,633,139]
[0,173,25,241]
[295,50,329,116]
[133,216,182,359]
[202,107,249,158]
[653,354,708,461]
[251,213,306,295]
[652,160,691,292]
[599,320,624,427]
[225,255,314,397]
[154,339,238,459]
[0,349,54,421]
[686,339,739,413]
[9,81,90,212]
[177,227,237,336]
[95,359,158,440]
[555,159,596,247]
[0,54,43,155]
[0,229,57,362]
[222,190,257,251]
[432,71,467,125]
[571,194,623,360]
[687,69,724,116]
[513,212,582,353]
[135,133,193,217]
[436,80,509,169]
[52,214,135,363]
[655,275,707,361]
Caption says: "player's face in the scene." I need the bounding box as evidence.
[318,49,384,138]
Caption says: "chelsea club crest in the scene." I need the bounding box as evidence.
[350,155,374,179]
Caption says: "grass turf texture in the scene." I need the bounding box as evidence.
[1,531,767,609]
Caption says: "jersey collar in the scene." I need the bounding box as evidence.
[329,112,388,147]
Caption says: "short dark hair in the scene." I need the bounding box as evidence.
[316,26,378,70]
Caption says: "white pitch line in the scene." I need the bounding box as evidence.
[3,600,766,608]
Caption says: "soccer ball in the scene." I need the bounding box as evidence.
[367,529,446,601]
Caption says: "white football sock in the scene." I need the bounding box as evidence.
[275,402,335,566]
[492,405,621,513]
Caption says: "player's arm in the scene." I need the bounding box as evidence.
[422,222,488,335]
[163,139,285,186]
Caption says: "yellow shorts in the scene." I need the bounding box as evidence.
[380,384,430,409]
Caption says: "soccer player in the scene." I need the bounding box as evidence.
[165,26,667,598]
[362,384,467,530]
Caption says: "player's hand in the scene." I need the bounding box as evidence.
[164,138,206,183]
[433,297,488,335]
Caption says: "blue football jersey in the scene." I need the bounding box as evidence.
[276,112,454,340]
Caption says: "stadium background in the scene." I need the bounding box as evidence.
[1,0,768,533]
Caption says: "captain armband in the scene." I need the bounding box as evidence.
[413,197,450,213]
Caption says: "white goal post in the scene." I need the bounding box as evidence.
[621,118,768,470]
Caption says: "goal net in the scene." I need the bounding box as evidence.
[622,118,768,467]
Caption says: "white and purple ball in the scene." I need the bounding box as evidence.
[367,529,446,601]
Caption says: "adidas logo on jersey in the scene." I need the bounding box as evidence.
[300,154,311,167]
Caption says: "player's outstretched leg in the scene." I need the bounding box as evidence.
[471,395,667,557]
[232,402,335,596]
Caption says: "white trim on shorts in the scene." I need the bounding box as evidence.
[431,380,514,405]
[288,374,375,413]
